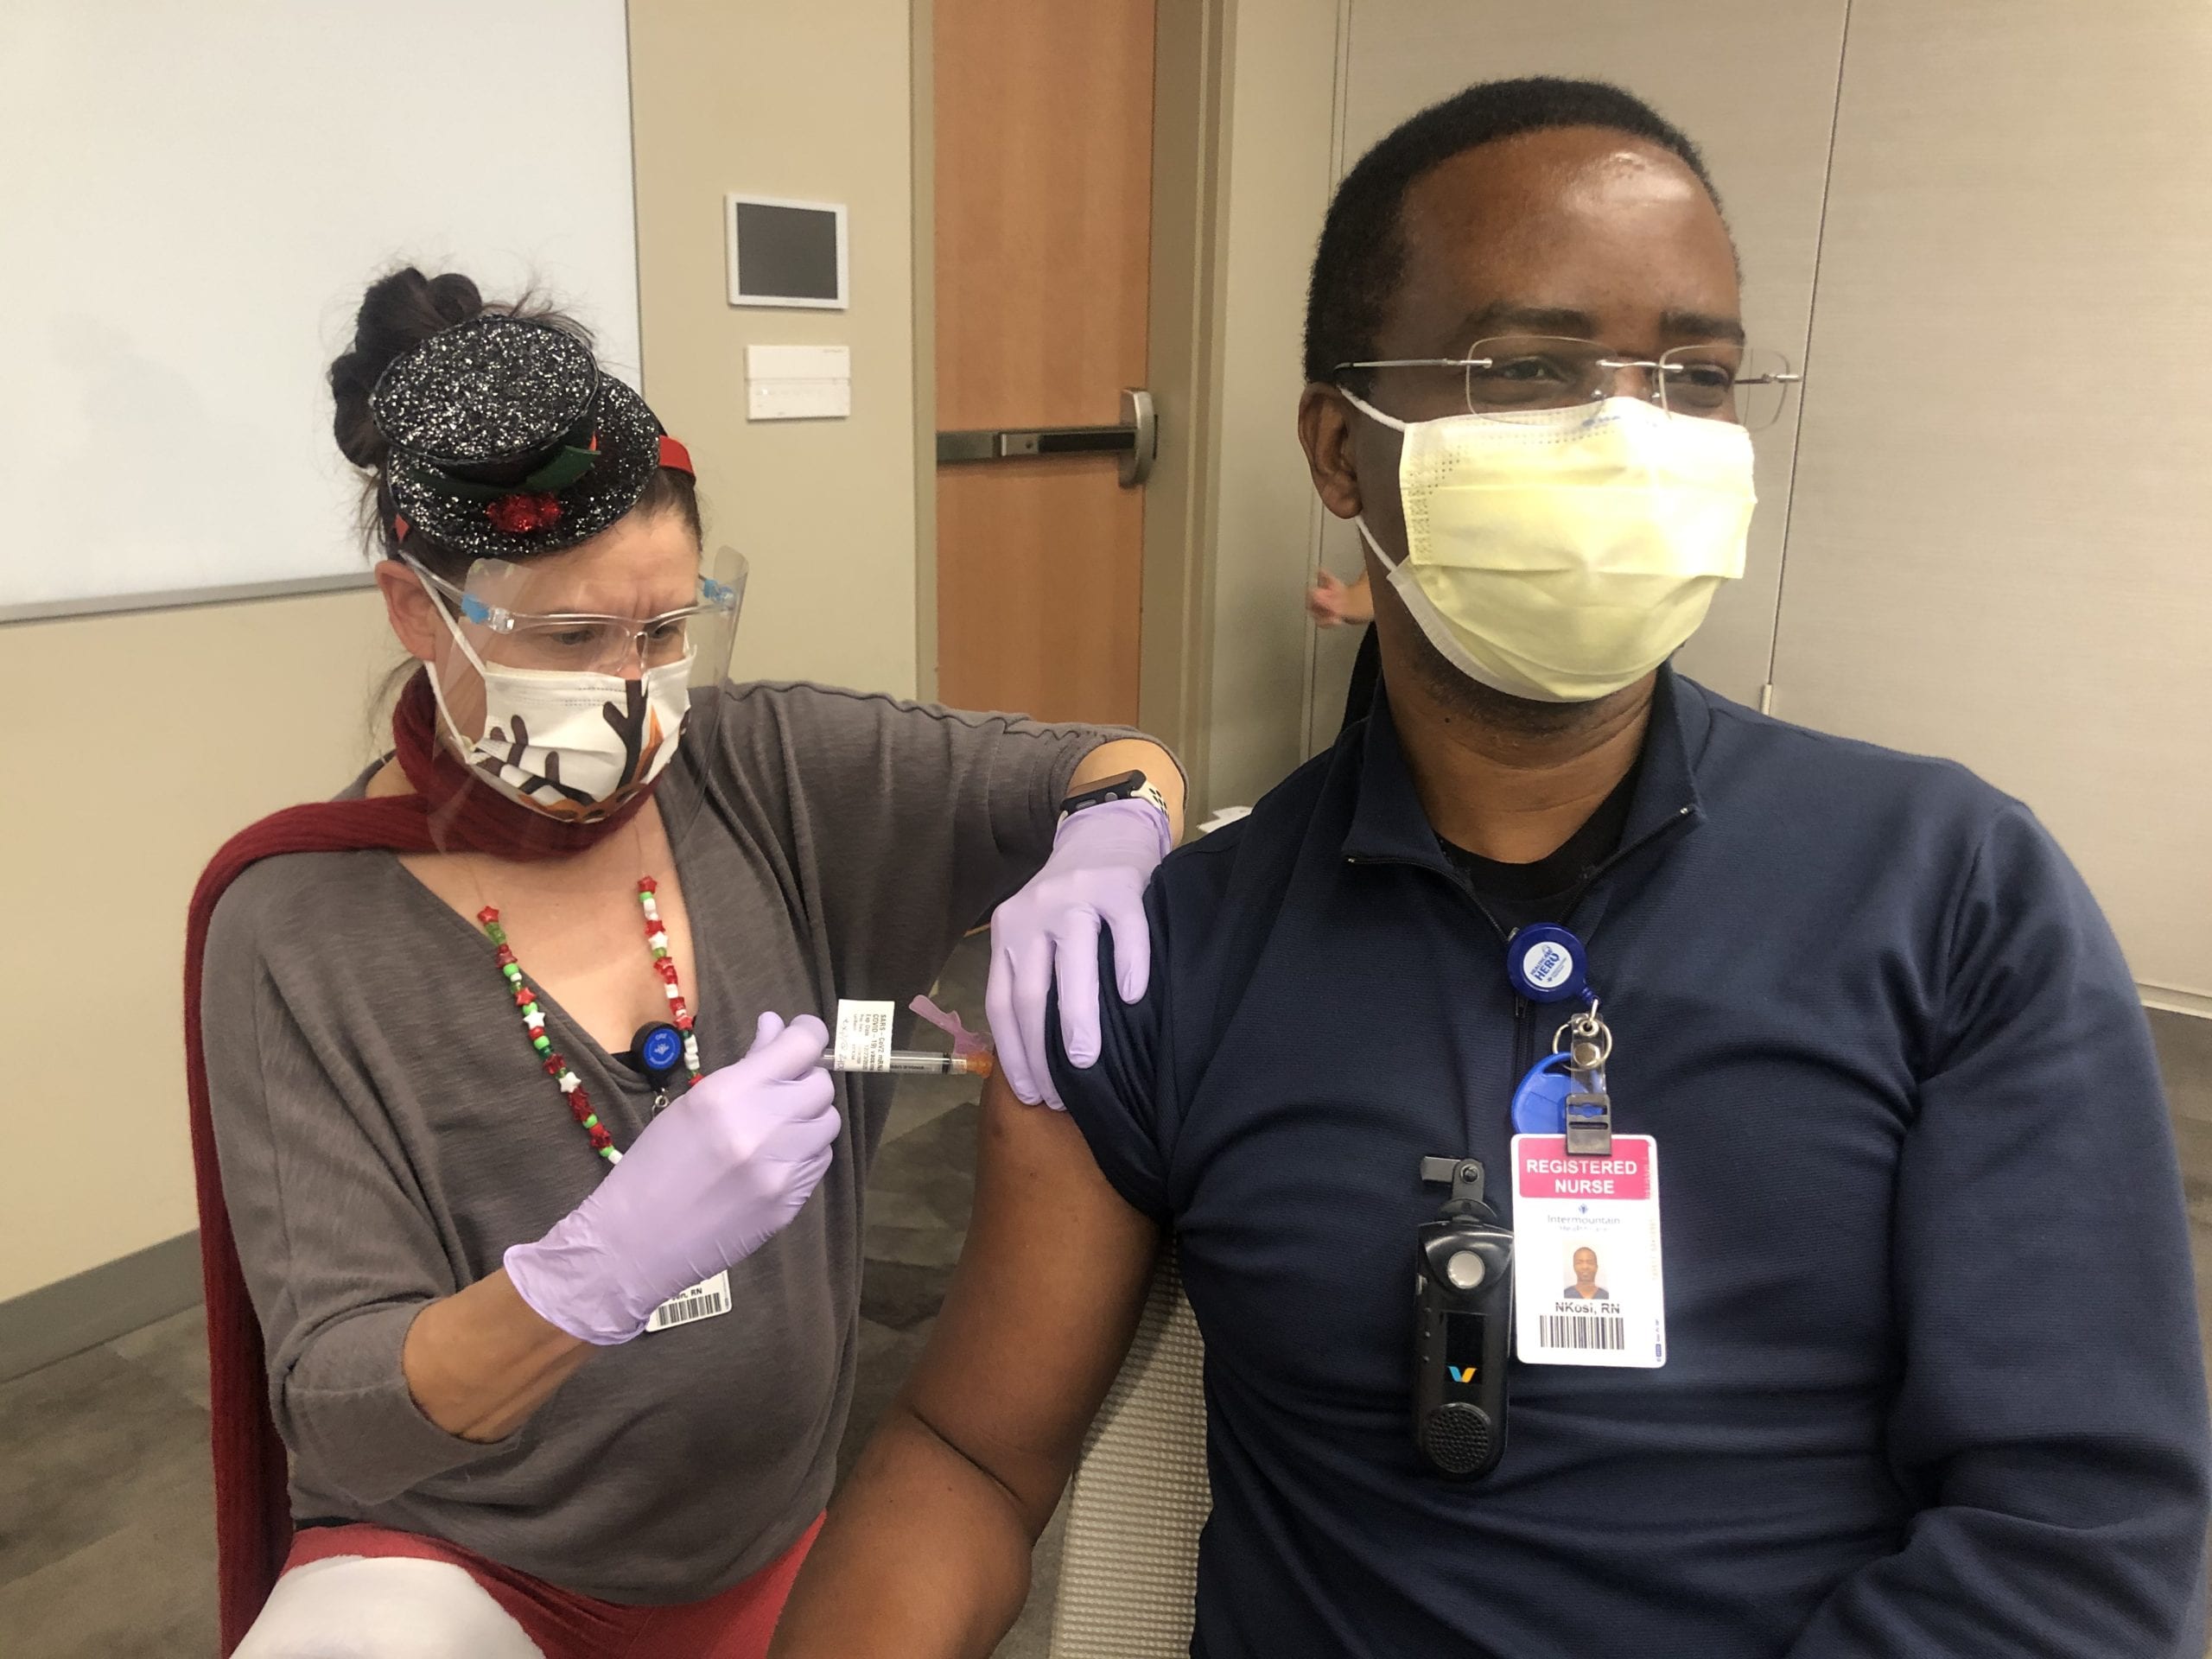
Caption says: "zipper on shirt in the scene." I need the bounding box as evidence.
[1345,802,1696,1142]
[1344,851,1524,1148]
[1344,805,1696,947]
[1567,804,1699,904]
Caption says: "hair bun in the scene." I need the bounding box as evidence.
[329,269,486,471]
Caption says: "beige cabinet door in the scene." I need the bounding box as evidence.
[1768,0,2212,1008]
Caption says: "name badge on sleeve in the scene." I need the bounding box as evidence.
[645,1270,731,1333]
[1510,1134,1665,1368]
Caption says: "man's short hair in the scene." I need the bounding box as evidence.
[1303,77,1723,391]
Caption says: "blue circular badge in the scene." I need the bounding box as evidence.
[637,1022,685,1075]
[1504,924,1589,1005]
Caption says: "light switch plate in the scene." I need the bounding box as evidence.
[747,344,850,421]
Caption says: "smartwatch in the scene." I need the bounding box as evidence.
[1058,768,1172,828]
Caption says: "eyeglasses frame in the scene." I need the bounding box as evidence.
[1331,336,1802,424]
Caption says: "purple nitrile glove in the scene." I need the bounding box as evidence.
[986,798,1172,1109]
[504,1012,840,1344]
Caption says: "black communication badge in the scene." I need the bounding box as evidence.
[1413,1157,1514,1478]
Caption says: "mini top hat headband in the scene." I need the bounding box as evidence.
[369,315,694,561]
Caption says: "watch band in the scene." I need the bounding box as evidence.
[1059,768,1173,833]
[1125,776,1173,828]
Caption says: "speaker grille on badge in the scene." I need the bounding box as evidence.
[1420,1403,1495,1475]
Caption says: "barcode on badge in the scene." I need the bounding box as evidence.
[646,1271,731,1333]
[1540,1312,1625,1352]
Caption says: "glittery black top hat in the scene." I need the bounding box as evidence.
[369,315,693,562]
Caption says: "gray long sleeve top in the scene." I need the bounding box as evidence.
[200,681,1113,1602]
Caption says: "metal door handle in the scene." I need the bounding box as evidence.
[937,388,1157,487]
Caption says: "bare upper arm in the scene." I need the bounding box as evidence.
[897,1069,1163,1534]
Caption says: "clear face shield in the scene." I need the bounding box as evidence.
[438,544,748,685]
[409,545,749,825]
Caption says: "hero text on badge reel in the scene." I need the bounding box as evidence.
[1504,923,1590,1006]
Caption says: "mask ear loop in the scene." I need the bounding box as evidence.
[1333,388,1413,580]
[1334,385,1410,434]
[1351,516,1400,573]
[401,556,495,760]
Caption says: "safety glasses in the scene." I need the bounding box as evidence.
[412,546,749,683]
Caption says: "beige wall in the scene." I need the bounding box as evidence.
[3,3,923,1307]
[628,0,920,700]
[1195,0,1344,811]
[0,591,396,1301]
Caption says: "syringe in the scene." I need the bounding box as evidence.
[829,1049,995,1077]
[829,998,995,1078]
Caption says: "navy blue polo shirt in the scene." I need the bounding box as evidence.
[1048,667,2209,1659]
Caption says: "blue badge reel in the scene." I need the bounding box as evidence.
[1505,925,1594,1135]
[634,1020,686,1077]
[1504,924,1589,1005]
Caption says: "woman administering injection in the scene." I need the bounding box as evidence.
[192,269,1180,1658]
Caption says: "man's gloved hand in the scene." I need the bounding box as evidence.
[504,1012,841,1344]
[986,798,1172,1109]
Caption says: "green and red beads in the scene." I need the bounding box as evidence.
[479,906,621,1166]
[477,878,705,1167]
[637,878,703,1082]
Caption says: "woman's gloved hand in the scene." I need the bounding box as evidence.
[987,798,1172,1109]
[504,1012,840,1344]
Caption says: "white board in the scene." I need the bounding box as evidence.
[0,0,640,620]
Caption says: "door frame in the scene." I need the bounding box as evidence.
[909,0,1231,804]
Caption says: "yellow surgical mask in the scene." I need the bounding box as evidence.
[1340,392,1755,704]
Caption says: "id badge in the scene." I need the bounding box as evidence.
[645,1270,731,1333]
[1510,1134,1665,1368]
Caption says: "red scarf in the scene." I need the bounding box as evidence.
[186,671,648,1652]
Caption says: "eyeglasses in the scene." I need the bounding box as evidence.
[410,549,748,677]
[1333,335,1802,430]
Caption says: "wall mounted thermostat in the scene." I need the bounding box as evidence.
[726,194,849,310]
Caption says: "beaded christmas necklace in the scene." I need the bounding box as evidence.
[478,875,702,1166]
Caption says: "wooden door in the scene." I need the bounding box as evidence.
[933,0,1155,724]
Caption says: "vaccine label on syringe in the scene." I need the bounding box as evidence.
[833,1000,895,1071]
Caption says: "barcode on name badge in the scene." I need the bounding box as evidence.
[1541,1312,1626,1352]
[647,1278,731,1332]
